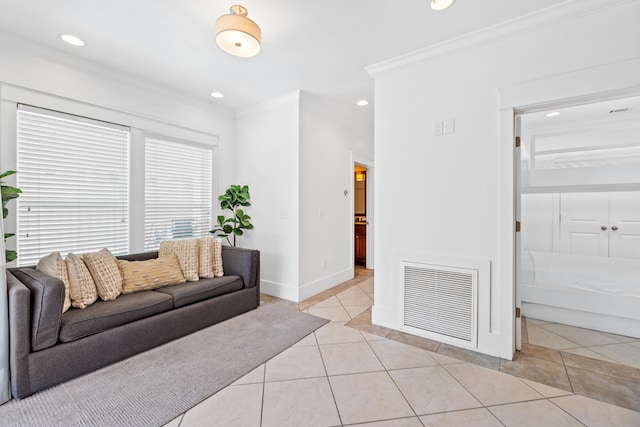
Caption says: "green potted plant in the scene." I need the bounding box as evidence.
[210,184,253,247]
[1,170,22,263]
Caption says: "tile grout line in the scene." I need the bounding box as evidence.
[546,396,589,427]
[259,361,267,427]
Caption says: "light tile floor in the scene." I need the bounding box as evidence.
[165,270,640,427]
[525,317,640,369]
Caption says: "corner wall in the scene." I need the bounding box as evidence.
[368,0,640,359]
[237,91,374,302]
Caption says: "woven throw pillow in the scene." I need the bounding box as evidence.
[213,237,224,277]
[159,239,199,281]
[198,236,216,278]
[36,252,72,313]
[83,248,122,301]
[118,254,186,294]
[65,253,98,309]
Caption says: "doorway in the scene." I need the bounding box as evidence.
[515,95,640,370]
[354,165,367,267]
[351,154,374,271]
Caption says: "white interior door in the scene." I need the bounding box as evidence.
[609,191,640,259]
[560,192,609,257]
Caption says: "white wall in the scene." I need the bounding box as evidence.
[298,92,373,300]
[369,0,640,359]
[0,31,236,256]
[236,93,301,301]
[236,91,374,302]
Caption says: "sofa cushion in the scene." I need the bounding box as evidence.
[83,248,122,301]
[118,254,186,294]
[59,291,174,343]
[36,252,71,313]
[11,268,65,351]
[65,253,99,309]
[159,239,199,281]
[154,276,243,308]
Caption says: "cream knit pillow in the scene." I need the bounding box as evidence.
[198,236,216,278]
[36,252,71,313]
[159,239,199,281]
[83,248,123,301]
[65,253,98,309]
[212,238,224,277]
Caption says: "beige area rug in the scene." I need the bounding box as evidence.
[0,303,328,426]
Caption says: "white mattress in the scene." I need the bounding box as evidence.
[521,250,640,298]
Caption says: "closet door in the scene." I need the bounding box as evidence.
[609,191,640,259]
[560,192,609,257]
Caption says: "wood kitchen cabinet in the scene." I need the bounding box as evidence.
[355,223,366,266]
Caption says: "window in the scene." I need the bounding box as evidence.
[144,135,213,250]
[16,105,130,266]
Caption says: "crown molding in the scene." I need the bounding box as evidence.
[236,90,301,119]
[366,0,635,77]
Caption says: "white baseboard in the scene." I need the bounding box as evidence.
[261,268,356,303]
[371,304,396,329]
[260,280,299,302]
[298,268,354,302]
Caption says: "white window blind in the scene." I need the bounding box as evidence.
[16,105,130,266]
[144,135,213,250]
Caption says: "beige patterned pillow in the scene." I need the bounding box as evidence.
[36,252,72,313]
[65,253,98,309]
[198,236,216,278]
[159,239,199,281]
[118,254,186,294]
[213,238,224,277]
[83,248,122,301]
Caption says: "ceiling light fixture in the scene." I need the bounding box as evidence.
[545,111,560,117]
[356,100,369,107]
[215,5,261,58]
[210,91,225,98]
[431,0,455,11]
[59,34,85,47]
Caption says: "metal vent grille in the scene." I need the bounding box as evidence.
[403,262,477,346]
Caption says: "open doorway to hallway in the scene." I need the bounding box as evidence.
[352,154,374,270]
[354,165,367,267]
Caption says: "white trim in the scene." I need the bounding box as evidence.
[1,83,221,142]
[299,268,354,302]
[366,0,634,77]
[259,279,300,302]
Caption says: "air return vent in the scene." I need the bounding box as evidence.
[402,262,477,348]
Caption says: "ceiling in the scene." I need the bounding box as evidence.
[0,0,562,125]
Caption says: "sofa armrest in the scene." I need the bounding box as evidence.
[7,271,33,398]
[10,268,65,352]
[222,246,260,290]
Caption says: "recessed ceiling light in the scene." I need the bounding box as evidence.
[431,0,455,11]
[545,111,560,117]
[59,34,85,47]
[210,91,225,99]
[356,100,369,107]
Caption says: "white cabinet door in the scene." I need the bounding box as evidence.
[609,191,640,259]
[560,192,609,257]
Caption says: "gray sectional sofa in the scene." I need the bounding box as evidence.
[7,246,260,399]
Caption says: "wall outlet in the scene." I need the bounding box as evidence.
[434,121,444,137]
[279,209,288,220]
